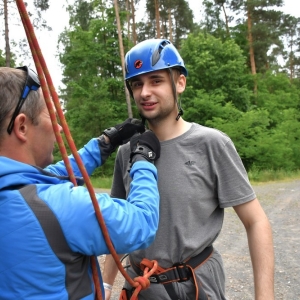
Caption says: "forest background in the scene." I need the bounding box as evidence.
[1,0,300,183]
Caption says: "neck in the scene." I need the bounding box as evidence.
[148,116,191,141]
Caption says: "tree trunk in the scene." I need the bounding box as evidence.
[154,0,161,38]
[4,0,11,67]
[114,0,133,118]
[130,0,137,44]
[221,3,230,38]
[126,0,130,41]
[168,6,173,42]
[247,4,257,93]
[289,39,294,81]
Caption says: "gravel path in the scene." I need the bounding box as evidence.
[98,179,300,299]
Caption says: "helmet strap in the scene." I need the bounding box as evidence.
[125,80,134,98]
[176,96,184,120]
[168,68,183,121]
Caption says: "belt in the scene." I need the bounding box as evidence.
[129,245,214,300]
[131,245,213,284]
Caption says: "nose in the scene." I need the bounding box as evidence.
[140,82,151,99]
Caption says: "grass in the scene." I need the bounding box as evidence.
[90,176,113,189]
[90,170,300,189]
[248,169,300,184]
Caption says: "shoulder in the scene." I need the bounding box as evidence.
[189,123,232,147]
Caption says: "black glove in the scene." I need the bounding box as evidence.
[129,131,161,164]
[103,118,145,147]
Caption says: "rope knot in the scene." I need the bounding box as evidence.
[130,259,158,299]
[133,276,150,290]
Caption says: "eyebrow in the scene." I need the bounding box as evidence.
[131,74,166,82]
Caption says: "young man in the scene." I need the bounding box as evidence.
[103,39,274,299]
[0,66,161,299]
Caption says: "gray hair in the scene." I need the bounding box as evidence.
[0,67,44,140]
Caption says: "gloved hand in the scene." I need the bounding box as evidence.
[103,118,145,147]
[129,130,160,164]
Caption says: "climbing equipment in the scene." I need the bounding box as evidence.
[128,246,214,300]
[124,39,187,80]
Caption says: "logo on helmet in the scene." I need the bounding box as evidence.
[134,60,143,69]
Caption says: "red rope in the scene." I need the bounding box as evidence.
[15,1,157,299]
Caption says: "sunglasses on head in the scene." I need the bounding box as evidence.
[7,66,41,135]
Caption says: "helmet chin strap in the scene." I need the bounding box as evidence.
[176,96,184,121]
[168,68,183,121]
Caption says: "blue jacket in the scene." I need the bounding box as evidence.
[0,138,159,300]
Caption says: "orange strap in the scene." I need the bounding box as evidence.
[130,247,214,300]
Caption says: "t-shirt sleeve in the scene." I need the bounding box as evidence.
[214,138,256,208]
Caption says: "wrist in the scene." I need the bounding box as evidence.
[130,145,156,163]
[103,127,120,146]
[103,282,113,291]
[98,134,110,144]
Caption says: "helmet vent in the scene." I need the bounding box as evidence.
[152,40,170,66]
[152,49,160,66]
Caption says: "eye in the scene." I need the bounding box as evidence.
[153,79,161,84]
[131,81,143,89]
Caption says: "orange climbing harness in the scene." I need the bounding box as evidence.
[15,1,157,299]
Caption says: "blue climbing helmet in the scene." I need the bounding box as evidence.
[125,39,188,80]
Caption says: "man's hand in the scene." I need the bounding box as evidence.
[130,130,160,163]
[103,118,145,147]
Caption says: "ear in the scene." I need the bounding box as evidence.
[177,74,186,94]
[12,113,28,142]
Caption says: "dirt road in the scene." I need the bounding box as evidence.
[97,179,300,299]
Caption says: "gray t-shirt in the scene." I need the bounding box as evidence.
[111,123,256,298]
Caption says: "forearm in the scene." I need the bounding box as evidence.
[46,138,102,177]
[247,217,274,299]
[103,254,124,299]
[103,254,123,285]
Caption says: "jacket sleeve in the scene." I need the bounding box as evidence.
[41,160,160,255]
[44,138,102,177]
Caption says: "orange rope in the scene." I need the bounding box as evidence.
[131,260,158,300]
[15,1,157,299]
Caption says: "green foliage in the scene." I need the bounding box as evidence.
[90,174,113,189]
[59,5,127,133]
[58,2,133,176]
[0,48,17,68]
[0,50,5,66]
[180,31,252,111]
[55,0,300,176]
[180,32,300,171]
[201,0,295,74]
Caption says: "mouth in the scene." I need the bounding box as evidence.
[141,102,157,109]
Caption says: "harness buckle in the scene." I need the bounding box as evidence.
[172,262,192,282]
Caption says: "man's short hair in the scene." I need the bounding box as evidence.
[0,67,44,139]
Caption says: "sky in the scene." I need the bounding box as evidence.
[1,0,299,91]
